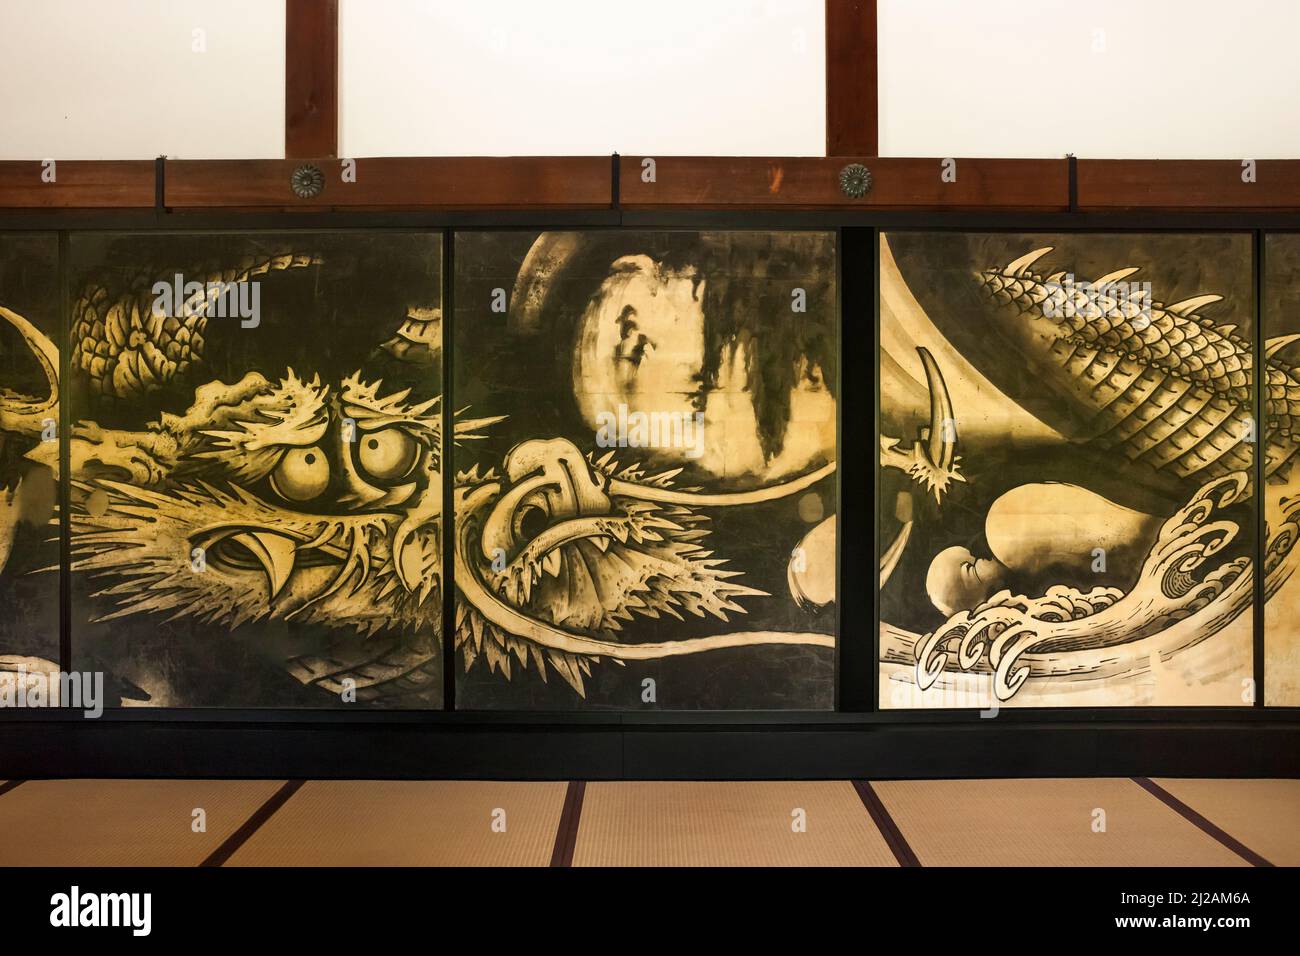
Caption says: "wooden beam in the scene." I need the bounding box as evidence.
[619,156,1069,210]
[1077,160,1300,210]
[825,0,877,156]
[164,157,613,209]
[285,0,339,159]
[0,161,155,208]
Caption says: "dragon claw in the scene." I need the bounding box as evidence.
[881,347,963,506]
[879,347,964,587]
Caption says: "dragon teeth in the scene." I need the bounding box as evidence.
[542,551,562,577]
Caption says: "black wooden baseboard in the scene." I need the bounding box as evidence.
[3,716,1297,779]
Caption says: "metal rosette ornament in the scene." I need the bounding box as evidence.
[290,163,325,199]
[838,163,872,199]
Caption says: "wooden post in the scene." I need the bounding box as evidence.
[285,0,339,158]
[825,0,878,156]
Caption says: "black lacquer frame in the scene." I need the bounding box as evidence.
[0,207,1297,780]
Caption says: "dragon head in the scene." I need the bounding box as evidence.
[63,367,500,703]
[72,370,453,631]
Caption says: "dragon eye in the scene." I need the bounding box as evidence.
[358,428,419,481]
[271,446,330,501]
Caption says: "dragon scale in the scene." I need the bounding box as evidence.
[71,253,321,398]
[980,248,1300,487]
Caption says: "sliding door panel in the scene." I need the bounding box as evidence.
[66,232,443,708]
[880,232,1256,708]
[453,231,838,709]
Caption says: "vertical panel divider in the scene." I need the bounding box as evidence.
[871,226,881,712]
[442,227,456,712]
[834,225,876,713]
[58,231,71,678]
[833,225,843,711]
[1254,229,1265,707]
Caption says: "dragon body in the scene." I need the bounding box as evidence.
[72,254,321,398]
[978,246,1300,490]
[879,244,1300,702]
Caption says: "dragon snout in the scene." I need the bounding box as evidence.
[479,438,612,564]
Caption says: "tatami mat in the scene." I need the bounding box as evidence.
[1153,778,1299,866]
[1,777,1289,867]
[572,780,898,866]
[223,780,567,866]
[0,779,285,866]
[873,778,1250,867]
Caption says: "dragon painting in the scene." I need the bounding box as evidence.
[0,231,838,709]
[879,232,1300,706]
[4,228,1294,709]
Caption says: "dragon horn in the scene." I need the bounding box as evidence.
[917,347,956,473]
[0,306,59,436]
